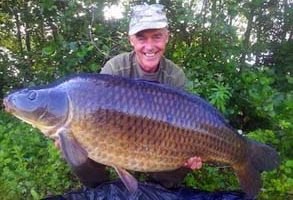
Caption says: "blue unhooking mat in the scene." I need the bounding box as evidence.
[43,180,248,200]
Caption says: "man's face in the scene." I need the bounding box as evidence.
[129,28,169,73]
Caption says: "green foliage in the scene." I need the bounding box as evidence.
[0,111,79,199]
[208,83,232,113]
[240,69,277,117]
[0,0,291,199]
[248,130,293,199]
[184,165,238,191]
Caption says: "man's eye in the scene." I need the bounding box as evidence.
[153,35,163,40]
[137,36,145,41]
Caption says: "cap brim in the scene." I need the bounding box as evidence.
[128,22,167,35]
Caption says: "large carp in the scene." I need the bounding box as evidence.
[3,74,279,198]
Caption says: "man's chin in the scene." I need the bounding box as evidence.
[140,63,159,72]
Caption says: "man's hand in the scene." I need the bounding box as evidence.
[184,156,202,170]
[54,139,61,149]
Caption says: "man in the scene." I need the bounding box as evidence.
[101,4,186,90]
[100,3,202,188]
[56,3,202,190]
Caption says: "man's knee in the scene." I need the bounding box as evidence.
[149,168,191,188]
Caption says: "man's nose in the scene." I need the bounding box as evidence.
[144,39,155,50]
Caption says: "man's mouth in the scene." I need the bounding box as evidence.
[144,52,157,58]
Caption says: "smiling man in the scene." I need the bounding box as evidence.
[101,4,186,89]
[99,4,202,188]
[55,4,202,190]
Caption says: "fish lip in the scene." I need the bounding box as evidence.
[3,96,14,113]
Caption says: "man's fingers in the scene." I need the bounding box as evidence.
[54,139,61,149]
[184,156,203,170]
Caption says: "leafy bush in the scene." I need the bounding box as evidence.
[184,165,238,192]
[0,0,291,199]
[248,130,293,199]
[0,111,79,200]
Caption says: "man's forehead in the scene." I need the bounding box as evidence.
[135,28,168,36]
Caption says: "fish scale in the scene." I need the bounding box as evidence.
[71,103,240,171]
[3,73,280,198]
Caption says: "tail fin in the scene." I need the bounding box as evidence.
[233,140,280,199]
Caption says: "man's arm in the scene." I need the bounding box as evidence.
[174,68,187,90]
[100,61,115,75]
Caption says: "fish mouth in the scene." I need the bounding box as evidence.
[3,96,29,124]
[3,97,40,127]
[3,96,15,113]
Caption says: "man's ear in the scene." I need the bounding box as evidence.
[165,29,170,43]
[129,36,134,46]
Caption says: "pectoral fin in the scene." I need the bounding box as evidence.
[59,130,88,167]
[114,166,138,194]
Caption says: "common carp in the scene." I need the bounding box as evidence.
[3,73,279,198]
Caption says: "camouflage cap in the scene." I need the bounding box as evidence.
[129,4,168,35]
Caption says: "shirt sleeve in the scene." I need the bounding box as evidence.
[175,68,187,89]
[100,61,115,75]
[163,58,187,89]
[100,53,131,76]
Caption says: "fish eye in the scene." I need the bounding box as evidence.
[28,91,37,100]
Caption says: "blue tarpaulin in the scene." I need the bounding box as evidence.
[43,180,248,200]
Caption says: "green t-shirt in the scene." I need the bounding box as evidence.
[101,51,186,89]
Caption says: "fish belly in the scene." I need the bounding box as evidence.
[71,109,246,172]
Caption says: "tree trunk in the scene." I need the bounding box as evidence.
[201,0,209,53]
[240,5,255,68]
[210,0,217,29]
[23,1,31,52]
[282,0,290,41]
[25,22,31,52]
[255,16,261,66]
[13,8,23,53]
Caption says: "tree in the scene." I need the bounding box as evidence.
[0,0,291,199]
